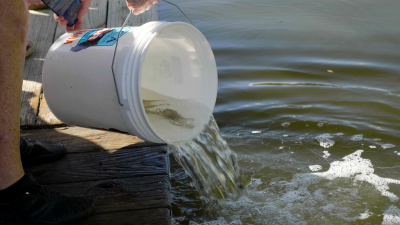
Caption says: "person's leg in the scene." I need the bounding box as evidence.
[0,0,29,190]
[0,3,95,224]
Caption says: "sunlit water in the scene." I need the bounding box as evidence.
[158,0,400,224]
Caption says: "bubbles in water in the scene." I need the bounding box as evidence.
[251,131,261,134]
[281,122,291,127]
[382,144,395,149]
[358,210,372,220]
[351,134,363,141]
[317,123,324,127]
[190,217,243,225]
[382,205,400,225]
[315,133,335,148]
[204,150,400,224]
[323,151,331,158]
[309,165,322,171]
[169,116,243,200]
[321,203,334,212]
[314,150,400,202]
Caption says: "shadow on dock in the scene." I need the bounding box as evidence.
[21,125,172,225]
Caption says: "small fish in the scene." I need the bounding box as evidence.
[143,100,194,129]
[143,100,169,109]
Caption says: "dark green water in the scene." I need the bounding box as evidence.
[159,0,400,224]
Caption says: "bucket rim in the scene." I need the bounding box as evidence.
[122,21,218,143]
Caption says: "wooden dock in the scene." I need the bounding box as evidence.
[21,1,171,224]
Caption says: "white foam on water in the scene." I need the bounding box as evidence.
[334,133,344,136]
[203,150,400,224]
[315,133,335,148]
[318,123,324,127]
[309,165,322,171]
[382,205,400,225]
[282,122,291,127]
[251,131,261,134]
[369,146,376,149]
[351,134,363,141]
[190,217,243,225]
[284,134,289,137]
[382,144,395,149]
[314,150,400,202]
[322,151,331,158]
[373,138,382,142]
[359,210,372,220]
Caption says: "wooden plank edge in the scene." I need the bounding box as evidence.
[44,175,171,214]
[76,208,171,225]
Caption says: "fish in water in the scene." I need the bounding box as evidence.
[143,100,195,129]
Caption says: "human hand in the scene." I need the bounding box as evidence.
[126,0,159,15]
[53,0,92,32]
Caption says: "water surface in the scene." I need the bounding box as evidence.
[159,0,400,224]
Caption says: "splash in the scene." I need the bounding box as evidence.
[198,150,400,224]
[315,133,335,148]
[190,217,242,225]
[309,165,322,171]
[383,205,400,225]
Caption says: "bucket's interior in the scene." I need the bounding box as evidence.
[140,24,217,143]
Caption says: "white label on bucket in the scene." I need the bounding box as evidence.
[71,27,136,52]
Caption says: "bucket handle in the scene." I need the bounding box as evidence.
[111,0,194,107]
[161,0,194,26]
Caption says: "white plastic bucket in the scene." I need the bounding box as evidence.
[42,22,218,144]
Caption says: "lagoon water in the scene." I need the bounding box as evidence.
[158,0,400,224]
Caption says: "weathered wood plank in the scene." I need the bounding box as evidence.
[107,1,158,28]
[25,146,168,184]
[36,93,63,126]
[21,80,42,126]
[54,0,108,40]
[21,9,57,126]
[20,126,154,153]
[76,208,171,225]
[45,176,171,214]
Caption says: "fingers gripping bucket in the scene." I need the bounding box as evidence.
[42,22,218,143]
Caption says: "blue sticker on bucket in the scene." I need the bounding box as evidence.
[71,27,136,52]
